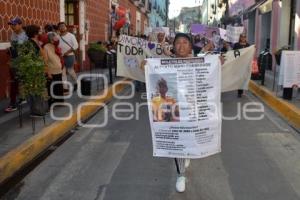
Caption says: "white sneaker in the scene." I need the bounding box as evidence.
[185,159,190,169]
[176,176,186,193]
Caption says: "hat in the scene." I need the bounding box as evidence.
[173,33,192,45]
[8,17,22,25]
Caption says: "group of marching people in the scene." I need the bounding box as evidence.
[6,15,250,192]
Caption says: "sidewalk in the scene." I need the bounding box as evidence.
[0,68,119,157]
[254,70,300,107]
[250,69,300,130]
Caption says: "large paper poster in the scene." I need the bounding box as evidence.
[280,51,300,88]
[190,24,241,43]
[152,27,170,37]
[117,35,172,82]
[190,24,219,38]
[147,27,170,44]
[145,56,222,158]
[221,45,256,92]
[226,25,244,43]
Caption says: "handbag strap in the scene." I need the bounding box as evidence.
[60,34,75,51]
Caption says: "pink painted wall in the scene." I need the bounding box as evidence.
[254,9,261,57]
[270,0,281,70]
[270,0,280,53]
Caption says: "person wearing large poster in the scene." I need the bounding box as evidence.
[163,33,193,193]
[144,33,221,193]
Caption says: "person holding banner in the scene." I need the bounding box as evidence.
[171,33,225,192]
[155,29,173,57]
[233,33,250,98]
[142,33,224,193]
[169,33,194,193]
[142,33,193,192]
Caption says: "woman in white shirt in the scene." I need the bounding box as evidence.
[57,22,79,92]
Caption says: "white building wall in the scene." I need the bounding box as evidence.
[278,0,291,48]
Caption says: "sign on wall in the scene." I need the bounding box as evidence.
[279,51,300,88]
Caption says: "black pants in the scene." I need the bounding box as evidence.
[237,89,243,97]
[174,158,186,175]
[283,88,293,100]
[47,73,64,107]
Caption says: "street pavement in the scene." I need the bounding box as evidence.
[2,88,300,200]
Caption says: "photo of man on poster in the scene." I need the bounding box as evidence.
[151,77,179,122]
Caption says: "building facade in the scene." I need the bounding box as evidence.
[117,0,150,35]
[177,6,202,32]
[0,0,62,100]
[0,0,149,100]
[201,0,227,26]
[148,0,169,28]
[231,0,300,59]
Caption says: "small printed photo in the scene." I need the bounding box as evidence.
[149,73,180,122]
